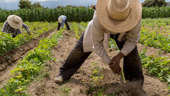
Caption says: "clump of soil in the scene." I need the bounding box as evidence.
[122,81,147,96]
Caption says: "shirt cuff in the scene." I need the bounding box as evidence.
[120,42,136,56]
[120,49,129,56]
[103,54,111,64]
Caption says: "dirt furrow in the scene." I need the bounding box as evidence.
[27,31,169,96]
[0,29,56,89]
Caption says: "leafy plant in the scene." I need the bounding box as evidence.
[140,49,170,84]
[0,22,57,55]
[0,29,63,96]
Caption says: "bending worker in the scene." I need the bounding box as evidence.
[57,15,70,30]
[2,15,31,38]
[55,0,144,91]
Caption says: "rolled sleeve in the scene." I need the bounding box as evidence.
[2,21,8,32]
[92,16,111,64]
[22,23,30,34]
[120,21,141,56]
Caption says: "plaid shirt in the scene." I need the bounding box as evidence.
[2,21,30,36]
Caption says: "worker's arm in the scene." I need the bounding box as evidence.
[22,23,31,35]
[120,21,141,56]
[2,21,8,32]
[109,21,141,74]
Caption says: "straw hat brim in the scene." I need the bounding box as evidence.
[96,0,142,33]
[7,15,23,29]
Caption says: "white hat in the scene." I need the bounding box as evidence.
[7,15,23,29]
[96,0,142,33]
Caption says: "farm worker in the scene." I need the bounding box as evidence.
[2,15,31,38]
[57,15,70,30]
[55,0,144,88]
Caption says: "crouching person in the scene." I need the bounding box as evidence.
[2,15,31,38]
[57,15,70,30]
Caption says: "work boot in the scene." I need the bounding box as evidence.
[54,75,64,84]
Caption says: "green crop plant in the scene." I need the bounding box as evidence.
[140,49,170,88]
[60,86,71,96]
[0,22,57,55]
[0,29,63,96]
[71,22,84,39]
[142,18,170,36]
[140,27,170,52]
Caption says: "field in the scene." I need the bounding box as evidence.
[0,18,169,96]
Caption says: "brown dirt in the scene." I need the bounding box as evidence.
[27,31,169,96]
[0,29,56,89]
[137,43,170,57]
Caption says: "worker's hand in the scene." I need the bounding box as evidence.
[109,52,124,74]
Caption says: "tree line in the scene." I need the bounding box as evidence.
[18,0,168,9]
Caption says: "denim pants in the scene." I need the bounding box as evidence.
[59,33,144,85]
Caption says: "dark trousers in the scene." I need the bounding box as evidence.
[59,33,144,85]
[57,20,70,30]
[12,34,17,38]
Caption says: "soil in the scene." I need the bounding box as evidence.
[26,31,169,96]
[137,43,170,57]
[0,29,56,89]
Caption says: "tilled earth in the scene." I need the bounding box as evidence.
[25,31,169,96]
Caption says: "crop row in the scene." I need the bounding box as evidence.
[142,18,170,36]
[140,27,170,53]
[140,49,170,90]
[0,29,63,96]
[0,22,57,55]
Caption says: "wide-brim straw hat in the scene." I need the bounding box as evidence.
[96,0,142,33]
[7,15,23,29]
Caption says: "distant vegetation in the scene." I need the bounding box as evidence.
[19,0,43,9]
[1,6,170,22]
[143,0,167,7]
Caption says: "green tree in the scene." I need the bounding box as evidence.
[32,2,43,8]
[19,0,32,9]
[143,0,167,7]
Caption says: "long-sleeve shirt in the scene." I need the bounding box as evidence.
[2,21,30,36]
[58,15,67,28]
[83,12,141,64]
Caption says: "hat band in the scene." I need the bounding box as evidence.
[107,7,131,21]
[13,20,20,24]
